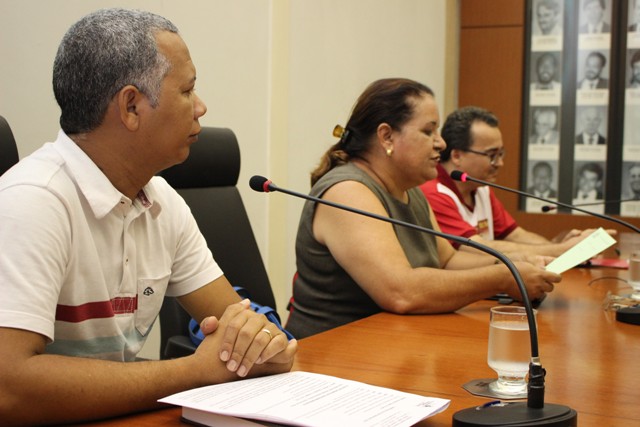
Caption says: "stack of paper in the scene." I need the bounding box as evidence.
[545,227,616,274]
[159,371,450,427]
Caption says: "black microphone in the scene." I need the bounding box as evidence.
[542,198,637,212]
[249,175,577,426]
[451,170,640,234]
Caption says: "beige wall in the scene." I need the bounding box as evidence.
[0,0,458,359]
[271,0,458,324]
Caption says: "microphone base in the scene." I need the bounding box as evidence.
[452,402,577,426]
[616,307,640,325]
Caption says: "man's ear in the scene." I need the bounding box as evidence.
[116,85,144,131]
[450,148,464,167]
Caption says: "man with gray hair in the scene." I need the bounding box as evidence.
[0,8,296,425]
[529,108,560,145]
[575,107,606,145]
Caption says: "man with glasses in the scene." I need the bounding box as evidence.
[420,106,592,257]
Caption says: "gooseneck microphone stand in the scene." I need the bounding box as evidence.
[450,170,640,234]
[250,175,577,426]
[451,170,640,327]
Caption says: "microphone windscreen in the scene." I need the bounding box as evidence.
[249,175,269,192]
[541,205,556,212]
[450,170,467,182]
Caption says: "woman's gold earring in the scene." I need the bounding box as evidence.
[386,147,393,157]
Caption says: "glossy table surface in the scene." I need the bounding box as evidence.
[80,267,640,426]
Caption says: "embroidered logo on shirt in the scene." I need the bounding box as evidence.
[143,287,154,296]
[476,219,490,237]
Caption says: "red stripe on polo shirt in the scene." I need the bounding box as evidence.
[56,296,138,323]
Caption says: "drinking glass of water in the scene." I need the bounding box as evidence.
[487,306,536,396]
[628,252,640,300]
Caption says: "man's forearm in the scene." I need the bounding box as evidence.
[0,352,206,426]
[0,335,294,426]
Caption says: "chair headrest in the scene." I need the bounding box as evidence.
[0,115,20,176]
[160,127,240,189]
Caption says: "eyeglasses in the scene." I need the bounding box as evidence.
[464,148,506,166]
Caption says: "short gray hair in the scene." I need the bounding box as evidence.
[53,8,179,134]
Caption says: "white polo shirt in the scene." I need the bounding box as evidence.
[0,130,222,361]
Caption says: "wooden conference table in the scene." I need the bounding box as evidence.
[80,267,639,426]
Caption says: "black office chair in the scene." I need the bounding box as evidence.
[0,115,19,176]
[158,127,276,359]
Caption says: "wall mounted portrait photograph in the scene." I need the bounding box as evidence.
[574,106,607,145]
[522,0,639,217]
[527,160,558,197]
[628,0,640,48]
[629,0,640,32]
[572,161,606,214]
[525,159,559,212]
[627,49,640,89]
[530,52,562,90]
[529,52,562,104]
[529,107,560,145]
[579,0,611,34]
[532,0,563,35]
[578,0,612,51]
[624,105,640,147]
[620,161,640,216]
[577,50,610,90]
[621,162,640,200]
[531,0,564,50]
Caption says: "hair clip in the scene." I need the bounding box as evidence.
[333,124,351,145]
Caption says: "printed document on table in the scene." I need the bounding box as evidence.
[159,371,450,427]
[545,227,616,274]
